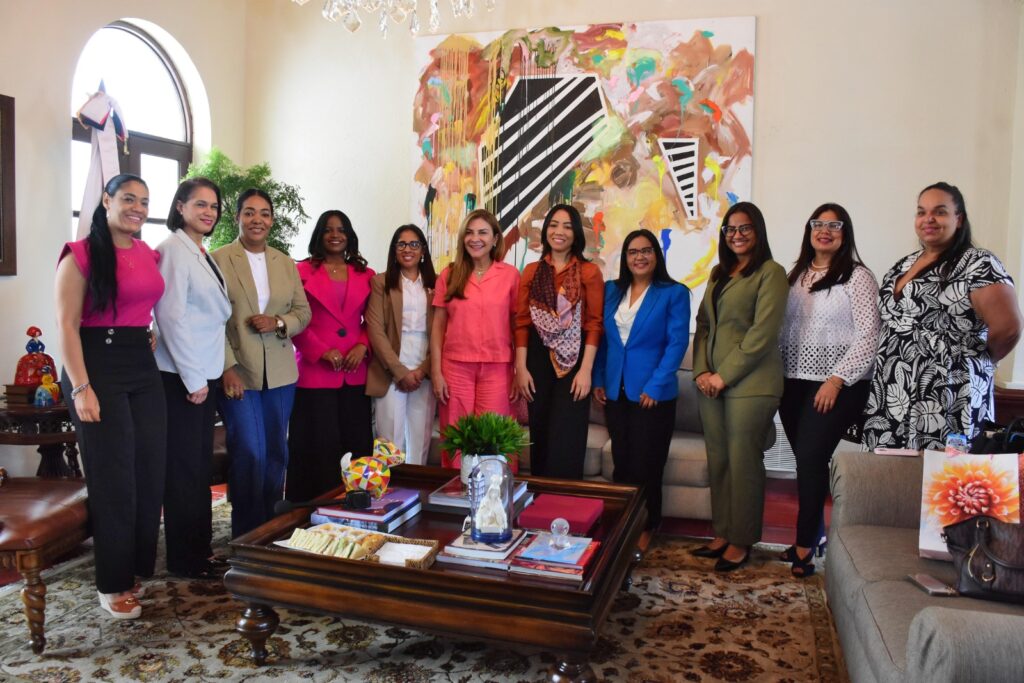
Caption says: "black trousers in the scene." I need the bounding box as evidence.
[285,384,373,502]
[525,329,589,479]
[779,377,870,548]
[62,327,166,594]
[161,372,216,573]
[605,394,677,529]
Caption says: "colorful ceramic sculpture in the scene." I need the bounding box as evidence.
[340,439,406,499]
[15,327,56,388]
[33,370,62,407]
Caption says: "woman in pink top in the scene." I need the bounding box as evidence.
[286,210,376,501]
[54,174,166,620]
[430,208,520,468]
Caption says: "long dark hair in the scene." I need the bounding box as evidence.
[540,203,588,260]
[306,210,368,271]
[787,203,868,292]
[385,224,436,291]
[916,181,974,280]
[711,201,772,280]
[167,177,222,232]
[445,208,503,301]
[611,229,675,304]
[87,173,148,319]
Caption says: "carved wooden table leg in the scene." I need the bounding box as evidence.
[20,562,47,654]
[548,654,597,683]
[64,442,82,477]
[35,444,72,478]
[236,603,279,665]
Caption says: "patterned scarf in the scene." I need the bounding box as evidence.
[528,257,583,377]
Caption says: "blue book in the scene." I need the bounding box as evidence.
[516,532,593,566]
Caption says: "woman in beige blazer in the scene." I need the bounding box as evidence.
[366,225,437,464]
[691,201,788,572]
[212,188,311,537]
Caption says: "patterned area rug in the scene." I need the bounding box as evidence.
[0,505,846,682]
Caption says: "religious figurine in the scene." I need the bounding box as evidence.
[468,457,514,543]
[473,475,509,531]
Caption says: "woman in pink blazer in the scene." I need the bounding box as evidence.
[285,210,375,502]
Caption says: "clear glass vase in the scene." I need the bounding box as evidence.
[468,456,513,543]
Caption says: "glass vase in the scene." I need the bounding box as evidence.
[468,456,513,543]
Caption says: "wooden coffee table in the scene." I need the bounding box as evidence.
[225,465,647,682]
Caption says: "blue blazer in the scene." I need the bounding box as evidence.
[594,280,691,402]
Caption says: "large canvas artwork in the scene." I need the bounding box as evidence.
[412,17,755,295]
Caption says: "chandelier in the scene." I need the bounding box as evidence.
[292,0,496,37]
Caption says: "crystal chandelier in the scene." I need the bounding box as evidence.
[291,0,496,38]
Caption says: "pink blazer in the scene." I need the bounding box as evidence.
[292,260,375,388]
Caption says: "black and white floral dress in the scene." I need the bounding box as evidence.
[862,247,1013,450]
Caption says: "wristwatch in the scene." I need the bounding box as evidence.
[274,316,287,339]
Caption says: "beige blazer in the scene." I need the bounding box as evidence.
[365,272,434,398]
[211,240,312,390]
[693,260,788,398]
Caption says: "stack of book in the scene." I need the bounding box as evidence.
[435,528,530,571]
[309,487,421,533]
[4,384,36,405]
[508,532,601,583]
[424,476,533,516]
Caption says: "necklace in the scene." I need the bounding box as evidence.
[808,261,829,272]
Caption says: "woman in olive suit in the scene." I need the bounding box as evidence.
[692,202,788,572]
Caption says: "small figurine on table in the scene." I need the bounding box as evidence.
[34,368,61,407]
[15,327,57,389]
[474,475,509,532]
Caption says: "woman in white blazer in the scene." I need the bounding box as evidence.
[154,178,232,579]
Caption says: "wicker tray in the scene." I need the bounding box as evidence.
[368,536,440,570]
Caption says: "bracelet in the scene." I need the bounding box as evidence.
[70,382,90,400]
[827,377,844,389]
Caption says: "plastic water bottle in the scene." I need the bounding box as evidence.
[945,433,969,456]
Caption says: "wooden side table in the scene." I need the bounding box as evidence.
[0,398,80,478]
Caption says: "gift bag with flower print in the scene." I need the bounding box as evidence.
[919,450,1021,560]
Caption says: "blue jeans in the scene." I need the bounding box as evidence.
[218,383,296,538]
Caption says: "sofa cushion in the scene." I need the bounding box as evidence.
[601,432,709,489]
[585,423,608,477]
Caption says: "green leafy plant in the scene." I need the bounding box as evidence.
[439,412,529,462]
[184,148,308,253]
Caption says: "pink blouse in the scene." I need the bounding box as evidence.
[433,262,519,363]
[60,239,164,327]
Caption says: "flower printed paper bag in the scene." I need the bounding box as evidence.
[919,450,1021,560]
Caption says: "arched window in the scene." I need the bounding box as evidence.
[70,21,192,246]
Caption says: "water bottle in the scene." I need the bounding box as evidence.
[945,433,969,456]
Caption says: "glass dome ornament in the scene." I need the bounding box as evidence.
[468,456,513,543]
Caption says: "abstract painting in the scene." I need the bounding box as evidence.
[412,17,755,295]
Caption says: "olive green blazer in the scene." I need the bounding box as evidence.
[693,260,788,398]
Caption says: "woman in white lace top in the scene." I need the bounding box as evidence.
[778,203,880,578]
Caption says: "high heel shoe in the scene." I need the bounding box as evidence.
[791,548,816,578]
[714,548,750,572]
[692,541,729,558]
[779,545,798,563]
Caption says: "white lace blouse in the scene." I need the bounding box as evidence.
[779,265,881,384]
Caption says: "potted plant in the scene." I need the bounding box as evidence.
[439,412,529,482]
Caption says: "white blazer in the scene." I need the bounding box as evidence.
[154,229,232,393]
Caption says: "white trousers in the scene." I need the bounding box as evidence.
[374,331,435,465]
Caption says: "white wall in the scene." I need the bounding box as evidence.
[0,0,248,473]
[248,0,1024,371]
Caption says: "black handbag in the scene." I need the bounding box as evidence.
[943,515,1024,604]
[970,418,1024,454]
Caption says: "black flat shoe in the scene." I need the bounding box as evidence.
[692,542,729,558]
[206,556,230,570]
[170,562,222,581]
[714,549,750,572]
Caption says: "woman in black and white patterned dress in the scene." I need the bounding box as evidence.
[862,182,1022,451]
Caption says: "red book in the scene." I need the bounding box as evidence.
[516,494,603,535]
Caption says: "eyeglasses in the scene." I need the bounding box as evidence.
[396,241,423,251]
[722,224,754,237]
[626,247,655,258]
[809,220,844,233]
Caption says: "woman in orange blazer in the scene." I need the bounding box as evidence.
[285,210,375,502]
[366,225,437,465]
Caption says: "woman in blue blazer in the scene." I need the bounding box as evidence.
[594,229,690,532]
[154,177,232,579]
